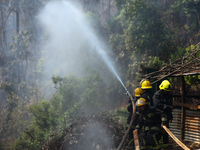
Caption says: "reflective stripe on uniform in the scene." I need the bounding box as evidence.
[148,145,163,150]
[162,143,170,148]
[145,126,149,131]
[153,132,159,146]
[128,139,134,145]
[136,111,141,115]
[161,117,168,121]
[147,96,151,105]
[150,126,165,134]
[136,125,140,129]
[148,112,155,118]
[143,138,146,147]
[160,135,164,145]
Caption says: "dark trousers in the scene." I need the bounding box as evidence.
[163,122,170,144]
[128,128,134,146]
[142,130,163,150]
[163,131,169,144]
[127,119,137,146]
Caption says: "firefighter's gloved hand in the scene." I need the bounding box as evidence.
[132,115,136,119]
[171,106,174,111]
[133,129,139,133]
[162,121,168,126]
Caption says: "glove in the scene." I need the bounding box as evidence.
[162,121,167,126]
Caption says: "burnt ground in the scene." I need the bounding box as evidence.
[40,111,200,150]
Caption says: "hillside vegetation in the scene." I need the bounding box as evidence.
[0,0,200,149]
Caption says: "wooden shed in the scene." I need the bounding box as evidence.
[140,43,200,143]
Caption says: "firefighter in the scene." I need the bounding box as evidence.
[126,87,144,148]
[133,79,154,123]
[133,80,154,146]
[140,79,154,106]
[153,80,173,149]
[134,98,168,150]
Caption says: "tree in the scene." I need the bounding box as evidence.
[0,0,44,144]
[109,0,175,84]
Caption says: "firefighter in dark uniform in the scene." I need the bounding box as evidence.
[126,87,144,148]
[131,80,154,149]
[134,98,168,150]
[153,80,173,149]
[134,80,154,122]
[140,79,154,106]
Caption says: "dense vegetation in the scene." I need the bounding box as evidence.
[0,0,200,149]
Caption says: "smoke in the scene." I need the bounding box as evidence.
[37,1,123,100]
[36,2,120,149]
[37,1,88,77]
[76,121,115,150]
[38,1,111,77]
[64,121,115,150]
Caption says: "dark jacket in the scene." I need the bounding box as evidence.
[153,90,173,120]
[141,89,154,106]
[135,105,168,132]
[127,97,139,124]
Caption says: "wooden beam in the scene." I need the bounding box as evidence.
[156,82,159,92]
[180,76,186,140]
[172,101,199,110]
[173,95,200,98]
[133,130,140,150]
[162,125,190,150]
[150,57,200,85]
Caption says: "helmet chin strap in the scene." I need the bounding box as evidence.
[161,90,169,94]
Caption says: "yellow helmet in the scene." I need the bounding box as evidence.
[134,88,144,97]
[159,80,172,91]
[136,98,147,106]
[141,80,152,89]
[139,79,148,86]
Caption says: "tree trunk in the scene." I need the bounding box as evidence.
[16,11,19,34]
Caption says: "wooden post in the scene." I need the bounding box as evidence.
[180,76,186,140]
[16,11,19,34]
[156,81,159,92]
[133,130,140,150]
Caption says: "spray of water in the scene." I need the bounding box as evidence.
[65,1,128,92]
[37,1,128,149]
[38,1,128,93]
[79,21,128,92]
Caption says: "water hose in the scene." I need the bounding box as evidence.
[117,91,137,150]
